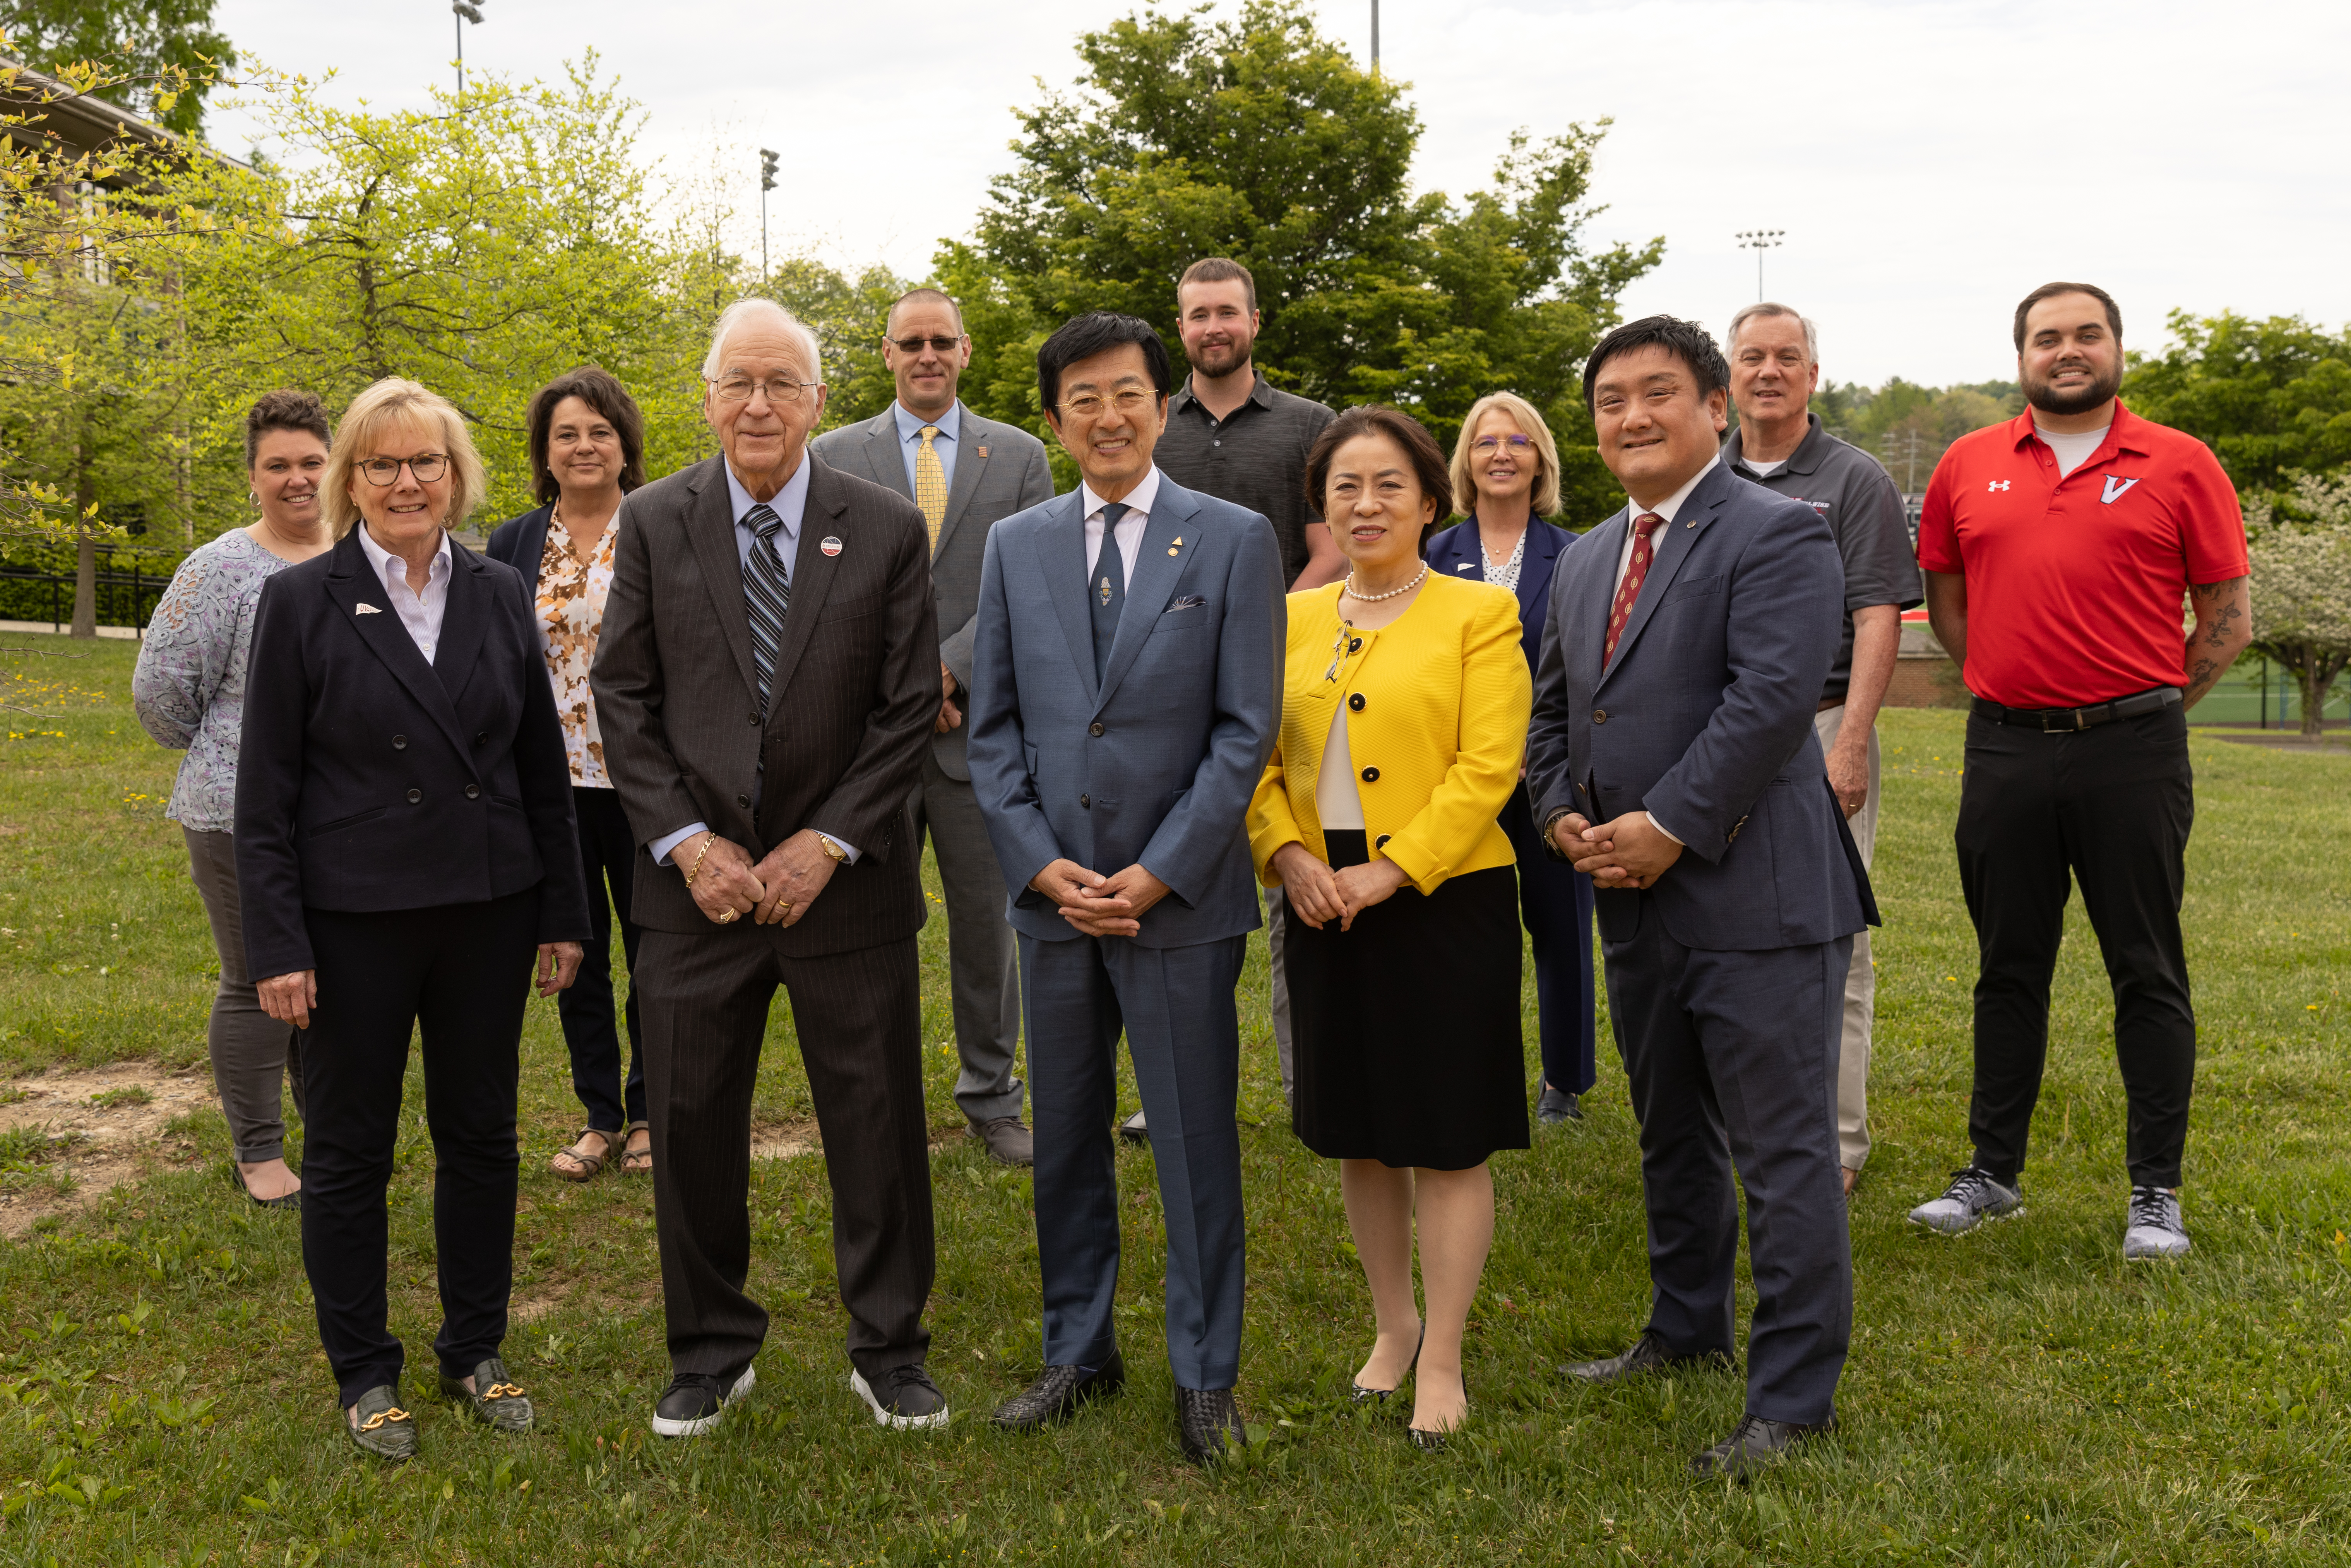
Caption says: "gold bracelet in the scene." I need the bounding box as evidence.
[684,832,717,888]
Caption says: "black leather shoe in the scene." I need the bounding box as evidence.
[1176,1386,1248,1464]
[990,1351,1125,1430]
[1118,1109,1149,1144]
[345,1384,417,1461]
[439,1354,533,1431]
[1561,1329,1731,1385]
[1692,1412,1836,1478]
[650,1363,755,1438]
[852,1363,950,1430]
[1350,1322,1422,1406]
[1535,1083,1582,1125]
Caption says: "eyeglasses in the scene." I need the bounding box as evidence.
[1471,435,1534,454]
[709,375,818,406]
[359,454,449,486]
[889,335,964,353]
[1057,390,1159,420]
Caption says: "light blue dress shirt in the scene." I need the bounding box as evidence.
[650,454,858,869]
[891,400,961,496]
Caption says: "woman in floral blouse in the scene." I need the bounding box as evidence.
[132,390,336,1209]
[486,366,652,1181]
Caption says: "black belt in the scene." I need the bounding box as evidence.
[1971,686,2181,733]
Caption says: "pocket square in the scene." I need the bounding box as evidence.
[1165,595,1207,613]
[354,603,383,615]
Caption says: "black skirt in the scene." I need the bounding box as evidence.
[1286,830,1530,1169]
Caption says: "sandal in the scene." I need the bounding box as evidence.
[618,1120,653,1176]
[550,1127,619,1183]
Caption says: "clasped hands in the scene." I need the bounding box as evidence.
[685,828,840,929]
[1547,810,1684,890]
[256,941,582,1031]
[1270,842,1408,931]
[1029,858,1171,938]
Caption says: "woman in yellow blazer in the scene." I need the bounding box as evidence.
[1248,405,1531,1450]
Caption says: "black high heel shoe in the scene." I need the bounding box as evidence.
[1408,1375,1467,1453]
[1349,1323,1423,1406]
[230,1163,301,1212]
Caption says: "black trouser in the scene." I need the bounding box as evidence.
[639,928,935,1382]
[1955,704,2196,1188]
[1500,782,1598,1096]
[297,889,539,1407]
[557,786,646,1131]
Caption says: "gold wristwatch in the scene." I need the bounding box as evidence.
[815,834,850,864]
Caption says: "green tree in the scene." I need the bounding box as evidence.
[949,0,1659,524]
[2243,472,2351,737]
[2122,311,2351,491]
[0,0,234,135]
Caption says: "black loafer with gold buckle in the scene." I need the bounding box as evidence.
[346,1384,418,1460]
[440,1354,534,1433]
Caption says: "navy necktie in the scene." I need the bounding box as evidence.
[1090,502,1130,683]
[743,502,792,712]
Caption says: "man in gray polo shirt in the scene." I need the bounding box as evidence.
[1723,301,1922,1195]
[1144,256,1339,1127]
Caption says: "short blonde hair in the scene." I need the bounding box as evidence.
[1450,392,1562,517]
[323,378,488,541]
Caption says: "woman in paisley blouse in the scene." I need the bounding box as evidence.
[486,366,652,1181]
[133,390,335,1210]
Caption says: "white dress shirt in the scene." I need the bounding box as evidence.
[355,522,452,663]
[650,454,858,869]
[1605,455,1721,849]
[1080,466,1159,582]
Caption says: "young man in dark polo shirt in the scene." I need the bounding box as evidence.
[1908,281,2250,1259]
[1141,257,1339,1124]
[1723,303,1921,1198]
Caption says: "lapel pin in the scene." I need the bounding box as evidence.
[1168,535,1183,557]
[354,603,382,615]
[1685,520,1695,528]
[820,536,843,556]
[976,445,990,459]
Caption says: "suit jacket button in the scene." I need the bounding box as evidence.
[1592,708,1608,724]
[1374,833,1392,850]
[736,794,752,810]
[392,734,408,750]
[1089,722,1105,736]
[1348,637,1363,653]
[474,731,488,745]
[464,784,481,799]
[406,787,422,804]
[749,712,760,726]
[1080,794,1091,809]
[1348,693,1366,712]
[1360,766,1379,783]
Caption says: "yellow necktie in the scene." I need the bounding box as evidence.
[915,426,947,553]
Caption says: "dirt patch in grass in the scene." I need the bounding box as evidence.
[751,1118,819,1161]
[0,1060,215,1237]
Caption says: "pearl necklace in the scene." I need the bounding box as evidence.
[1341,563,1429,603]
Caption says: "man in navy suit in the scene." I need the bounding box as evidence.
[965,312,1283,1464]
[1526,316,1875,1478]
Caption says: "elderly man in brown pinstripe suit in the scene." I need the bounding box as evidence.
[592,298,949,1439]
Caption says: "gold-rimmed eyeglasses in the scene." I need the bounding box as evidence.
[1057,389,1159,421]
[709,375,818,406]
[359,454,449,486]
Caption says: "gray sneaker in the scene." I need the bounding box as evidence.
[2123,1186,2190,1259]
[1907,1168,2024,1235]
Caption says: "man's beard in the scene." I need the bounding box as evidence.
[2024,358,2122,417]
[1190,339,1253,379]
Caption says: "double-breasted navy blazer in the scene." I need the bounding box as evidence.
[234,527,592,979]
[1424,510,1572,675]
[1524,462,1876,953]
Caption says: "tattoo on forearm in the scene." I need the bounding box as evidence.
[2192,575,2250,648]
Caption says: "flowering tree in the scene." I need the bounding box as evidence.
[2243,472,2351,736]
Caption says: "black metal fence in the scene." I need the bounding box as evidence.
[0,558,176,632]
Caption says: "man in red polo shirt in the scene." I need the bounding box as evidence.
[1907,281,2250,1260]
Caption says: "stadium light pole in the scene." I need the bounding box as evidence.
[1370,0,1380,74]
[759,149,779,281]
[453,0,484,98]
[1733,228,1783,301]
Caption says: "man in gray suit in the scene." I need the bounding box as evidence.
[1526,316,1876,1478]
[811,288,1055,1166]
[965,312,1283,1464]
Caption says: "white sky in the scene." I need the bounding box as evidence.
[206,0,2351,390]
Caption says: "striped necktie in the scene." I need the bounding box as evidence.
[914,425,948,554]
[743,502,791,712]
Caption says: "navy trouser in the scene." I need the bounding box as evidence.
[1602,890,1852,1426]
[1022,931,1247,1391]
[1500,782,1597,1096]
[557,786,646,1132]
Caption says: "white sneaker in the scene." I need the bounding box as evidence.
[1906,1168,2024,1235]
[2123,1186,2191,1259]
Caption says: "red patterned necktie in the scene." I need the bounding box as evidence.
[1603,512,1666,663]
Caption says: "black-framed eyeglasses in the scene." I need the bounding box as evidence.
[708,375,818,406]
[889,334,965,353]
[359,454,449,486]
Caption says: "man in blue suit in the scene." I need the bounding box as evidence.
[965,312,1284,1464]
[1526,316,1876,1478]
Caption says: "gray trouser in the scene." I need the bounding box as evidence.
[908,750,1024,1125]
[1812,707,1880,1171]
[1265,885,1294,1100]
[183,827,304,1162]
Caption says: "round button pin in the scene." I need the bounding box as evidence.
[820,536,843,556]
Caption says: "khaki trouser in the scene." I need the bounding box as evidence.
[1813,706,1879,1172]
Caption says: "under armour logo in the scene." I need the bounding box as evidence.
[2101,476,2141,505]
[1987,480,2011,493]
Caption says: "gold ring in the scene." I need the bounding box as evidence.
[777,902,793,918]
[717,908,738,924]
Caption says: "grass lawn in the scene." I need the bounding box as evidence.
[1,633,2347,1565]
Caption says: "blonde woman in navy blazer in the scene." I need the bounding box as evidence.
[1423,392,1596,1125]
